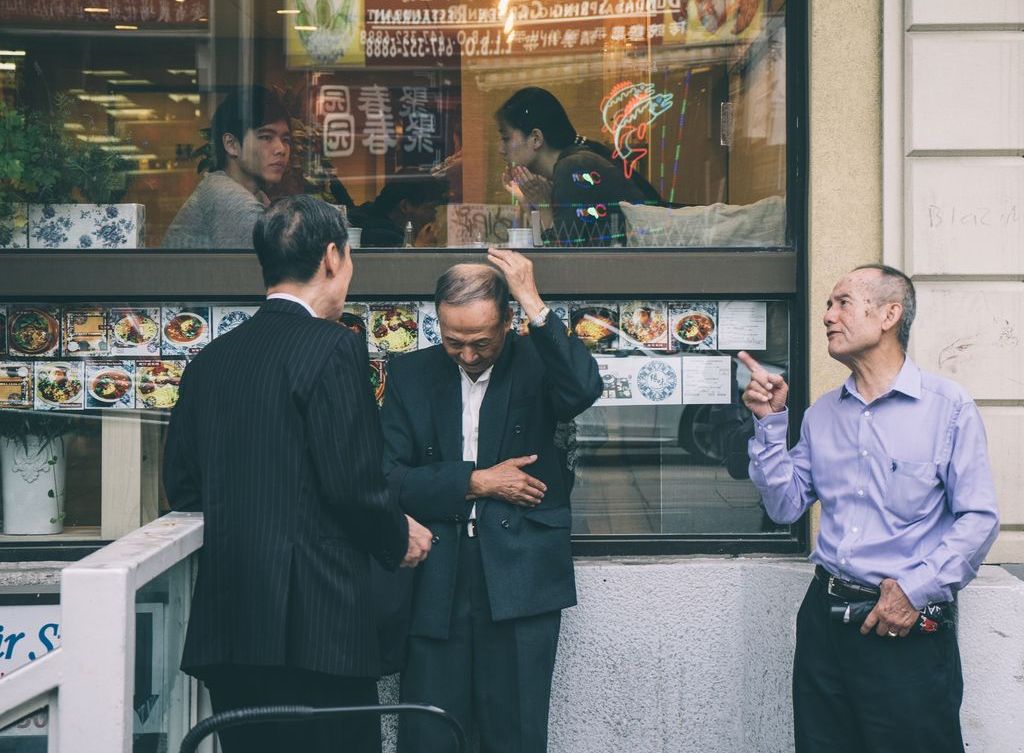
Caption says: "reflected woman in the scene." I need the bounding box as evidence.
[496,86,662,246]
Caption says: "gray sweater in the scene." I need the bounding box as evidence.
[162,171,269,249]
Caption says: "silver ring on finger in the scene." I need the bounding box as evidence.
[886,630,898,638]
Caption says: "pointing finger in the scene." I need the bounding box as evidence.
[737,351,764,374]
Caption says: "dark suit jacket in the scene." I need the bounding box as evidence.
[164,298,408,679]
[381,312,602,639]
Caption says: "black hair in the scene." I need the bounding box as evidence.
[496,86,663,205]
[373,177,450,213]
[434,264,510,320]
[854,263,917,350]
[253,195,348,287]
[211,86,290,171]
[496,86,578,150]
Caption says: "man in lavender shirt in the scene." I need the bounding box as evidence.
[740,264,999,753]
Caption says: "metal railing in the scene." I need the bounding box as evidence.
[0,512,204,753]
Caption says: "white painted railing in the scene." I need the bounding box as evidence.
[0,512,204,752]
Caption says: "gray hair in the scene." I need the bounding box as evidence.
[855,264,916,350]
[434,263,510,318]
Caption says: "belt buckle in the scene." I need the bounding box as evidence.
[466,519,477,538]
[827,575,841,599]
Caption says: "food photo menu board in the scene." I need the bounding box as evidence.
[0,298,773,412]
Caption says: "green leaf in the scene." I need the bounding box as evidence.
[316,0,331,28]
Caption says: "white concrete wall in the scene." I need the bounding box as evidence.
[886,0,1024,561]
[380,560,1024,753]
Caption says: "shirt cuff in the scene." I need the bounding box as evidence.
[897,564,948,611]
[753,408,790,445]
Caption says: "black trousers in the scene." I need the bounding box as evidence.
[398,535,562,753]
[793,575,965,753]
[203,664,381,753]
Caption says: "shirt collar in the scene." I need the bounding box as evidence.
[266,292,317,318]
[839,356,922,402]
[460,365,494,388]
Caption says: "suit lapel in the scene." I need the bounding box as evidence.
[476,337,515,470]
[431,352,463,462]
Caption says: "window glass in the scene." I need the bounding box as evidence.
[0,0,788,250]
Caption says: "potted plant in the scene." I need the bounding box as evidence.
[0,94,142,250]
[0,411,76,535]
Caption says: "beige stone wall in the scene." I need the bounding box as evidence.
[807,0,884,400]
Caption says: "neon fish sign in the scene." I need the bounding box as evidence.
[600,82,674,180]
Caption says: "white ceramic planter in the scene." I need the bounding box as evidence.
[0,434,66,535]
[0,203,29,249]
[27,203,145,249]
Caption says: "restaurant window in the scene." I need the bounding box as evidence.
[0,0,805,555]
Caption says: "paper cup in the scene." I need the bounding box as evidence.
[347,227,362,249]
[507,228,533,248]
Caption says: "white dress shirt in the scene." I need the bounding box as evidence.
[266,292,317,318]
[461,365,493,520]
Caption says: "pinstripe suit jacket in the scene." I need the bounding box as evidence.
[164,298,408,679]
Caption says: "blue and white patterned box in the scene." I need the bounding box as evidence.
[28,203,145,249]
[0,204,29,249]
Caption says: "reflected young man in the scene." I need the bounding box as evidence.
[164,195,432,753]
[381,250,602,753]
[162,86,291,249]
[740,265,999,753]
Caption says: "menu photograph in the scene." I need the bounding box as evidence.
[7,305,60,358]
[570,302,620,352]
[619,301,670,351]
[368,304,418,355]
[417,302,441,349]
[108,307,161,357]
[85,360,136,409]
[136,360,185,410]
[0,362,32,408]
[669,302,718,351]
[161,306,211,357]
[62,305,110,357]
[34,361,84,411]
[212,305,259,338]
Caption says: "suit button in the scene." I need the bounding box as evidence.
[431,535,440,545]
[513,424,522,434]
[425,446,434,456]
[501,519,511,529]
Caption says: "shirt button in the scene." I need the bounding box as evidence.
[841,558,847,565]
[852,527,859,533]
[863,411,871,418]
[857,489,864,496]
[513,424,522,434]
[754,461,760,467]
[861,450,868,457]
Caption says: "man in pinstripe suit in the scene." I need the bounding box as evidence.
[164,195,433,753]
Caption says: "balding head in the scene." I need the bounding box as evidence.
[852,264,916,350]
[434,263,511,321]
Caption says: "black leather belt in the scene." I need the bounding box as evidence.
[814,565,881,601]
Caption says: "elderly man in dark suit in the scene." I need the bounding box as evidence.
[381,248,602,753]
[163,195,433,753]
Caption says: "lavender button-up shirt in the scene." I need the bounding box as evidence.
[749,357,999,609]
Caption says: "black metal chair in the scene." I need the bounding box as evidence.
[179,703,466,753]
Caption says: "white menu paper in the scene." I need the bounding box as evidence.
[593,356,683,407]
[717,301,767,350]
[682,356,732,404]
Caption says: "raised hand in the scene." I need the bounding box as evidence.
[503,165,552,208]
[487,248,546,321]
[738,351,789,419]
[467,454,547,508]
[401,514,433,567]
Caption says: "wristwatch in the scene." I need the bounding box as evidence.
[529,306,551,328]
